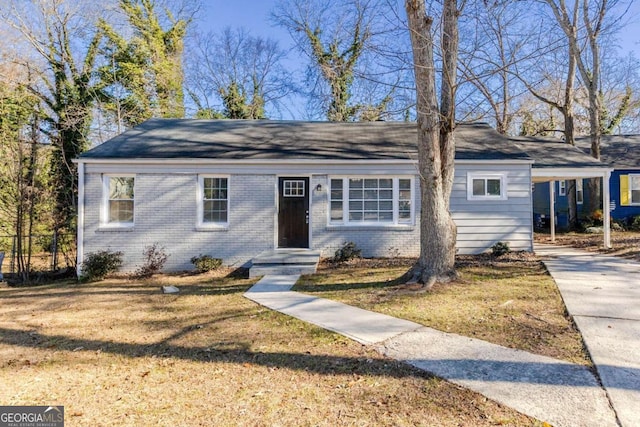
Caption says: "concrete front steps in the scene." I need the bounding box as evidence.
[249,249,321,278]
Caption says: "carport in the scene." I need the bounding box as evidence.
[515,139,613,248]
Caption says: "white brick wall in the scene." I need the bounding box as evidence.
[83,173,275,272]
[81,165,533,272]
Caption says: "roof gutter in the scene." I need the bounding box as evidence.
[74,157,535,166]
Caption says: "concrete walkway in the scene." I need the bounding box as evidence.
[245,274,618,427]
[536,244,640,427]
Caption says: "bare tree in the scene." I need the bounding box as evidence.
[185,27,295,119]
[509,2,580,228]
[273,0,396,121]
[458,1,536,135]
[544,0,622,213]
[404,0,461,287]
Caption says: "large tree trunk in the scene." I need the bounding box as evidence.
[548,0,605,217]
[405,0,458,287]
[562,37,579,231]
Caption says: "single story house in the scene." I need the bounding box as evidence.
[75,119,611,273]
[533,134,640,228]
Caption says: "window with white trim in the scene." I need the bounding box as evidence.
[284,180,305,197]
[467,173,507,200]
[630,174,640,204]
[103,175,134,225]
[576,179,584,204]
[198,176,229,227]
[559,180,566,196]
[329,177,414,225]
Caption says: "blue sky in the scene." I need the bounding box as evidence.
[197,1,291,46]
[197,1,640,57]
[193,1,640,120]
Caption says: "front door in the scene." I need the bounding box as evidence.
[278,177,309,248]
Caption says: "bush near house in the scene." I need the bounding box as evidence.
[629,215,640,231]
[491,242,511,257]
[332,242,362,263]
[133,244,169,279]
[80,250,123,282]
[190,255,223,273]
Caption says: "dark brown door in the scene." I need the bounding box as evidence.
[278,177,309,248]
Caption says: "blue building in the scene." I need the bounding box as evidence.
[532,134,640,228]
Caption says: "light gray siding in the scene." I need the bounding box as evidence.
[80,162,533,272]
[451,164,533,253]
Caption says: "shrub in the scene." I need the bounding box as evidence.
[629,215,640,231]
[133,243,169,279]
[190,255,223,273]
[611,219,625,232]
[590,209,603,224]
[491,241,510,257]
[81,250,123,282]
[333,241,362,263]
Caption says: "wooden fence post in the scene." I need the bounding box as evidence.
[51,231,58,271]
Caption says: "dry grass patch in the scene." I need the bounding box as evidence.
[0,270,540,426]
[296,253,589,365]
[536,230,640,261]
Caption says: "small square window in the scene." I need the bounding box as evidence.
[284,180,305,197]
[468,173,507,200]
[559,180,566,196]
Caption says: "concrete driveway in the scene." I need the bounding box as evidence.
[536,244,640,427]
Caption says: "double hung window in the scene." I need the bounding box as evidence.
[576,179,584,204]
[198,176,229,227]
[630,175,640,204]
[103,175,135,226]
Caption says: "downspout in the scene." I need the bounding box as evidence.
[76,161,85,277]
[603,170,611,248]
[549,181,556,243]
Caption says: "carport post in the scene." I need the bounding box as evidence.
[549,181,555,243]
[603,171,611,248]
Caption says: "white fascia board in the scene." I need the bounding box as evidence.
[455,159,534,165]
[75,157,534,166]
[531,167,613,182]
[75,158,415,166]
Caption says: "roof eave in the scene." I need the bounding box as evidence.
[75,157,535,165]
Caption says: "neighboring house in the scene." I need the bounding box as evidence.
[75,119,610,273]
[532,134,640,228]
[586,135,640,220]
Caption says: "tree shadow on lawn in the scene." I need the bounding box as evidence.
[0,280,254,301]
[0,325,636,390]
[294,277,401,293]
[296,257,547,294]
[0,324,416,379]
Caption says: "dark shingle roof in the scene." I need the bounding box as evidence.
[513,137,605,169]
[80,119,531,162]
[576,135,640,169]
